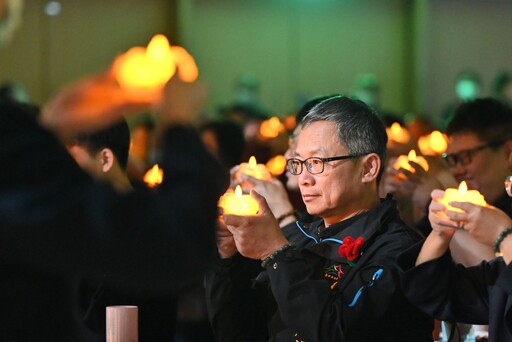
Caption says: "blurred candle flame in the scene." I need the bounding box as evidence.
[418,130,448,156]
[144,164,164,188]
[386,122,410,144]
[113,34,198,91]
[266,155,287,176]
[259,116,285,139]
[237,156,272,181]
[392,149,429,175]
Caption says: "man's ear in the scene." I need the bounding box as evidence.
[99,148,115,173]
[361,153,380,183]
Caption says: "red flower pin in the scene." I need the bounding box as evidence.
[338,236,365,264]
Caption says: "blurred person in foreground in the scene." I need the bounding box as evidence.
[0,69,226,340]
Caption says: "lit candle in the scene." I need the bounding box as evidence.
[143,164,164,188]
[218,185,259,215]
[418,130,448,156]
[238,156,272,181]
[266,155,287,176]
[386,122,410,144]
[437,181,487,213]
[392,150,429,174]
[259,117,285,139]
[113,34,198,91]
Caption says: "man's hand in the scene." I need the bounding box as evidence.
[223,190,289,260]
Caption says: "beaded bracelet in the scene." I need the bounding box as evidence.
[261,242,296,268]
[493,225,512,254]
[276,210,297,224]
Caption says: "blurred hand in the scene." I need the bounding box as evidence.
[41,69,158,138]
[152,72,206,128]
[382,158,442,211]
[215,218,238,259]
[223,190,289,260]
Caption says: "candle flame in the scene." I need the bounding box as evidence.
[235,185,243,198]
[143,164,164,188]
[283,115,297,131]
[266,155,287,176]
[248,156,257,167]
[113,34,198,90]
[259,116,285,139]
[407,150,417,160]
[429,131,448,153]
[386,122,410,144]
[458,181,468,194]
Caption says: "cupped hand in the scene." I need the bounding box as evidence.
[223,190,289,260]
[443,201,512,248]
[428,189,459,237]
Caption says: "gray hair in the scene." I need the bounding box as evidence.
[301,95,388,181]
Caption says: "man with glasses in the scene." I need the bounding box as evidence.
[205,96,433,341]
[383,98,512,340]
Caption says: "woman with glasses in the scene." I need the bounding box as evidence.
[206,96,433,341]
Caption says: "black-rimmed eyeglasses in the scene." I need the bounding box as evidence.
[442,141,504,167]
[286,154,366,175]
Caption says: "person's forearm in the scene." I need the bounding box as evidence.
[449,230,495,266]
[416,231,452,266]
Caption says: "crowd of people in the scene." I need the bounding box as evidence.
[1,2,512,342]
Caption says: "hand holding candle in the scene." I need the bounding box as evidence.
[386,122,410,144]
[237,156,272,181]
[218,185,259,215]
[437,181,486,213]
[392,150,429,176]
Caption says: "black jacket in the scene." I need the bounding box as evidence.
[206,197,433,341]
[0,100,226,341]
[398,243,512,342]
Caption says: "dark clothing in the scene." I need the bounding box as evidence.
[398,243,512,342]
[0,101,226,341]
[205,198,433,341]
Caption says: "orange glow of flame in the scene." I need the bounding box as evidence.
[386,122,410,144]
[283,115,297,131]
[259,117,285,139]
[248,156,257,168]
[458,181,468,194]
[143,164,164,188]
[235,185,243,197]
[113,34,198,91]
[429,131,448,153]
[418,130,448,156]
[393,149,429,174]
[266,155,287,176]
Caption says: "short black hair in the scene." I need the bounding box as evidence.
[72,120,131,170]
[447,98,512,143]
